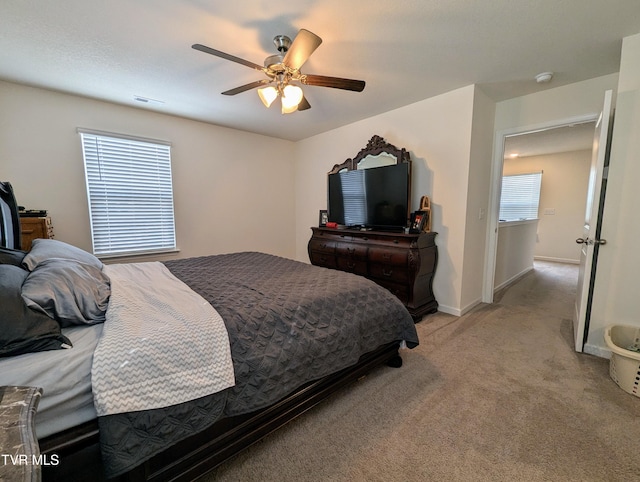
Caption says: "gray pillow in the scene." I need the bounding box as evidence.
[0,246,27,266]
[21,258,111,327]
[22,239,102,271]
[1,264,72,357]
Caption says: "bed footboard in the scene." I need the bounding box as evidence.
[40,342,401,482]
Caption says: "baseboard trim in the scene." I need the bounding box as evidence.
[460,299,482,316]
[436,304,461,316]
[494,266,533,293]
[534,256,580,265]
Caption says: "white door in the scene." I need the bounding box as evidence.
[573,89,614,352]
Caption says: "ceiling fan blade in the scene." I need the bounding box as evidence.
[298,95,311,111]
[282,29,322,71]
[301,74,365,92]
[222,80,271,96]
[192,44,264,72]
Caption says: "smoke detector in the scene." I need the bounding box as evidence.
[535,72,554,83]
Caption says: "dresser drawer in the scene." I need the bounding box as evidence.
[336,257,368,276]
[368,247,408,266]
[335,242,368,260]
[309,250,337,269]
[373,279,410,304]
[369,263,410,283]
[308,238,336,254]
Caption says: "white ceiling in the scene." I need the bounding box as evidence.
[1,1,639,141]
[503,121,597,159]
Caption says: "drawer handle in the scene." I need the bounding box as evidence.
[383,268,393,277]
[383,253,392,260]
[393,239,399,244]
[347,261,356,269]
[347,247,355,255]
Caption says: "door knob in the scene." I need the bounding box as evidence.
[575,237,606,246]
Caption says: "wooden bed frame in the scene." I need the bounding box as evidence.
[40,342,403,481]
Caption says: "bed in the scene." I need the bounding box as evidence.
[0,238,419,481]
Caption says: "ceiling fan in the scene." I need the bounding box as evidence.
[192,29,365,114]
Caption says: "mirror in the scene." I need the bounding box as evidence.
[357,152,398,170]
[328,135,411,174]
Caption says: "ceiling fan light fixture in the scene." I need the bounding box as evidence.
[193,28,365,114]
[281,102,299,114]
[281,84,303,113]
[258,86,278,107]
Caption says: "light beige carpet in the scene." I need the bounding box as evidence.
[202,261,640,481]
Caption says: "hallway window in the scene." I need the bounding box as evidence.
[499,172,542,221]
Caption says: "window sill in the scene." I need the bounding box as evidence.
[98,248,180,262]
[498,219,539,227]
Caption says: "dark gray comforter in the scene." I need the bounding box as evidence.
[98,252,419,477]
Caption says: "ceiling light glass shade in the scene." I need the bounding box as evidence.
[281,102,299,114]
[258,86,278,107]
[281,84,303,113]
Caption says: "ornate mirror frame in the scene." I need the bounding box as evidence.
[328,135,411,174]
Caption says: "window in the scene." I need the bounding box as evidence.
[499,172,542,221]
[79,129,176,257]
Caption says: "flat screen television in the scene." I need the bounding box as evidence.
[328,163,410,230]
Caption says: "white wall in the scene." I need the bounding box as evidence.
[494,220,538,290]
[294,85,483,315]
[0,81,297,260]
[460,88,495,312]
[587,33,640,355]
[503,150,591,263]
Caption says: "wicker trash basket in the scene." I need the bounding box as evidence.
[604,324,640,398]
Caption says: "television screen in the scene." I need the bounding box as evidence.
[328,163,409,229]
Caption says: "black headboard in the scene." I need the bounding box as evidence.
[0,181,21,249]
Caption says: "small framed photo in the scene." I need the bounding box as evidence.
[410,210,429,233]
[319,209,328,227]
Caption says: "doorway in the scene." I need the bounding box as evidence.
[483,114,599,304]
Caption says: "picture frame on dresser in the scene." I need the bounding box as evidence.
[319,209,328,227]
[410,210,428,233]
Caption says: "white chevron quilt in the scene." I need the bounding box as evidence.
[91,262,235,416]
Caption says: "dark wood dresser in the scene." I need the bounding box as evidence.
[308,227,438,320]
[19,217,54,251]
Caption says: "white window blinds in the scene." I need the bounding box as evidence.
[499,172,542,221]
[79,129,176,257]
